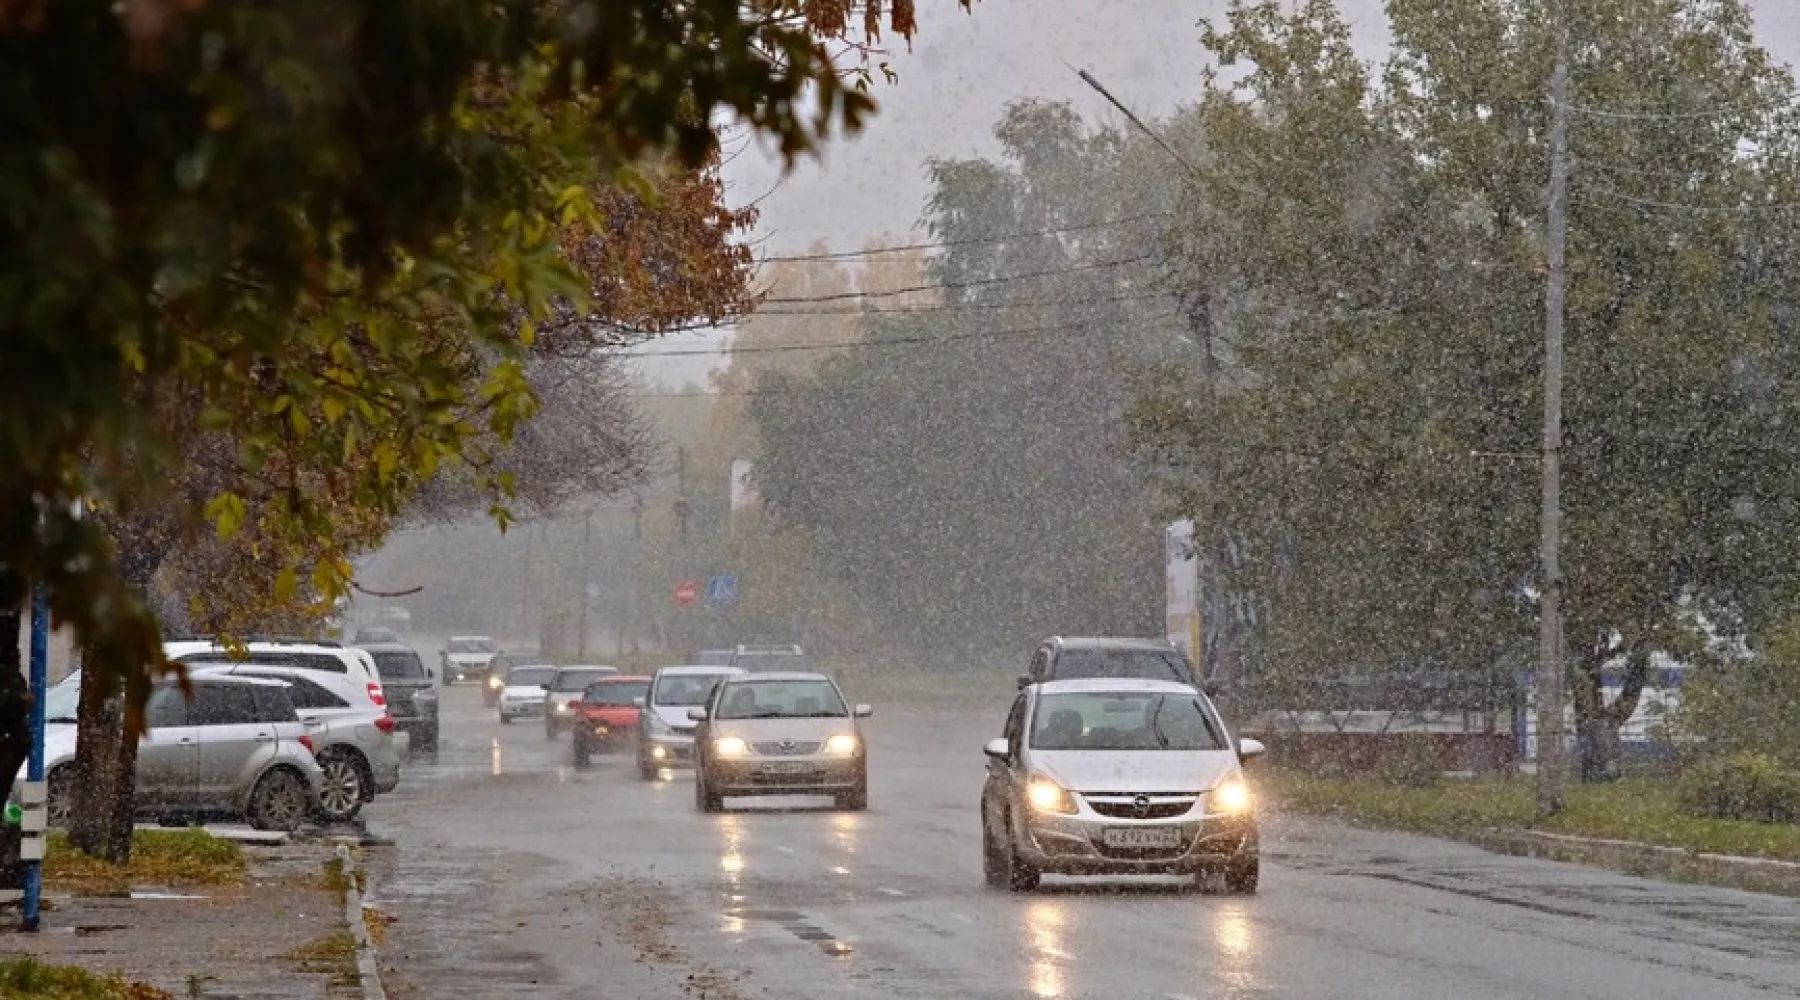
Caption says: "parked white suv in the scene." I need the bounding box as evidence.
[188,663,402,823]
[166,639,388,713]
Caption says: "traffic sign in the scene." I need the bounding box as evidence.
[706,575,739,608]
[674,579,700,608]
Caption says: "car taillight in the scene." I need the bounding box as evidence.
[373,716,396,734]
[298,735,316,755]
[367,682,386,707]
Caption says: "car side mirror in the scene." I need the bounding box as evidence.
[983,738,1010,761]
[426,667,435,681]
[853,704,873,718]
[687,707,708,722]
[1238,737,1266,762]
[1016,676,1030,690]
[632,697,646,709]
[540,683,552,691]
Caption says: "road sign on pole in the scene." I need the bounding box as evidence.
[706,575,739,608]
[674,579,699,608]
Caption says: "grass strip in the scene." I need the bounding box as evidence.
[45,829,245,887]
[0,957,172,1000]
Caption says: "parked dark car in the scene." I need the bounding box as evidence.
[360,642,440,753]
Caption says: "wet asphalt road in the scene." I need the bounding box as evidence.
[359,685,1800,1000]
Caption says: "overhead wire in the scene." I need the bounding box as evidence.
[756,253,1160,303]
[753,212,1172,262]
[620,316,1187,359]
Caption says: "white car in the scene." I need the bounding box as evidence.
[496,663,558,723]
[636,665,746,778]
[980,678,1264,893]
[188,663,403,823]
[166,639,388,713]
[441,635,498,684]
[542,666,619,739]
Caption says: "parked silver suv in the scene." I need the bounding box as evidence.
[33,675,325,832]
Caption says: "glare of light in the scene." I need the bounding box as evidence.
[824,732,860,755]
[831,865,850,875]
[1215,907,1252,959]
[720,814,745,881]
[490,738,503,776]
[831,812,860,853]
[650,746,668,760]
[722,914,746,934]
[1213,777,1251,814]
[1025,900,1067,998]
[713,736,751,758]
[721,852,745,874]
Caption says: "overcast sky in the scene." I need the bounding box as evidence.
[629,0,1800,386]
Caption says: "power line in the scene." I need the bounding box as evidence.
[754,213,1172,263]
[749,289,1178,317]
[757,254,1158,304]
[1557,99,1793,122]
[620,317,1185,359]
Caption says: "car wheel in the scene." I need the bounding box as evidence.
[499,712,512,725]
[1002,816,1040,892]
[572,734,591,768]
[417,725,440,754]
[247,768,311,833]
[1224,855,1260,895]
[835,769,868,812]
[44,765,74,829]
[544,719,558,741]
[981,810,1008,890]
[314,751,368,824]
[695,769,724,813]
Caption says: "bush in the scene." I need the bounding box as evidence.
[1374,738,1444,788]
[1678,752,1800,824]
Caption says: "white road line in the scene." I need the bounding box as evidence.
[949,912,973,923]
[775,845,795,854]
[876,887,905,897]
[1166,993,1200,1000]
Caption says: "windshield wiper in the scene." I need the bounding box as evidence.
[1147,697,1170,749]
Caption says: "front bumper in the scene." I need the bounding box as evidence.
[1016,810,1257,875]
[575,720,636,743]
[445,662,491,683]
[499,700,545,719]
[640,732,698,766]
[704,757,863,796]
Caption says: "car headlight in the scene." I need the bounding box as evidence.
[487,676,503,689]
[1212,776,1252,814]
[823,733,861,756]
[712,737,751,758]
[555,702,574,715]
[1025,775,1078,815]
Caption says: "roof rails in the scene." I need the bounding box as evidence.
[164,634,341,648]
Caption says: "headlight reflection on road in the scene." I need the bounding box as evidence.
[1212,906,1257,990]
[830,812,860,856]
[1024,899,1068,998]
[720,814,746,881]
[490,738,503,776]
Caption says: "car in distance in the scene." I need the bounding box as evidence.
[694,649,735,667]
[690,672,871,812]
[32,675,325,832]
[483,649,545,707]
[636,666,746,779]
[980,678,1262,893]
[543,666,620,739]
[354,626,402,644]
[359,642,440,753]
[1019,637,1202,690]
[728,643,808,674]
[570,675,652,766]
[496,663,559,724]
[440,635,498,684]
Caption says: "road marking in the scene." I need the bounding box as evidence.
[1166,994,1200,1000]
[949,912,973,923]
[876,887,905,897]
[775,845,795,854]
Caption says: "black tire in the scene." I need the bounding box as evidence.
[1001,816,1040,892]
[835,770,869,811]
[544,719,558,741]
[499,712,512,725]
[44,765,74,829]
[637,747,658,780]
[572,734,591,768]
[981,811,1008,890]
[247,768,311,833]
[694,769,724,813]
[417,725,440,754]
[1224,855,1260,895]
[313,751,368,824]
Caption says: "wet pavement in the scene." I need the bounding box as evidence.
[360,686,1800,1000]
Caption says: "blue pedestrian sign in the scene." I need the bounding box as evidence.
[706,575,740,608]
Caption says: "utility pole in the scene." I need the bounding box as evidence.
[630,495,644,658]
[1536,24,1573,818]
[576,510,592,659]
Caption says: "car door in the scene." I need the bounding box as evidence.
[136,686,201,809]
[985,692,1030,829]
[189,684,270,808]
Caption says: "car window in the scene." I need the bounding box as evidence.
[238,671,349,710]
[290,652,349,674]
[190,685,260,726]
[553,669,613,692]
[43,679,81,723]
[145,686,189,728]
[449,639,495,654]
[1003,693,1028,754]
[583,681,651,706]
[1028,691,1227,751]
[653,673,730,706]
[247,684,301,722]
[506,666,557,688]
[1048,648,1192,684]
[713,679,847,719]
[370,649,426,680]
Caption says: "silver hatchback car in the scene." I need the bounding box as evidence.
[34,675,325,832]
[980,678,1264,893]
[691,672,872,812]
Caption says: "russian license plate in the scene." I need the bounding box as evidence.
[762,760,817,775]
[1102,827,1183,849]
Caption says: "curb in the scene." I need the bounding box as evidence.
[336,844,387,1000]
[1466,827,1800,897]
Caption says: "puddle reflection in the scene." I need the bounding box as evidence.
[1212,905,1257,990]
[1024,899,1068,998]
[720,813,746,883]
[489,738,503,776]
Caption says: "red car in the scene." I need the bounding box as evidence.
[571,676,652,766]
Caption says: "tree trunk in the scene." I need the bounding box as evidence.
[0,566,31,802]
[1571,643,1650,783]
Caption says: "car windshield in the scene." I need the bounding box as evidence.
[1050,648,1192,684]
[653,673,731,707]
[449,639,494,655]
[713,679,846,719]
[357,628,398,642]
[371,649,425,680]
[507,666,556,688]
[1029,691,1228,751]
[583,681,650,706]
[553,669,613,692]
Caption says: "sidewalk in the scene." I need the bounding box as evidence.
[0,839,364,999]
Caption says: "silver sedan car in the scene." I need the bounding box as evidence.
[980,678,1263,893]
[690,672,872,812]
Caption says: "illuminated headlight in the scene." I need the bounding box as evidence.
[823,733,861,756]
[712,737,751,758]
[555,702,574,715]
[650,746,668,760]
[1212,776,1252,814]
[487,676,503,689]
[1025,776,1078,815]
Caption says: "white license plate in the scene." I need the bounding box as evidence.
[761,761,818,775]
[1101,827,1184,849]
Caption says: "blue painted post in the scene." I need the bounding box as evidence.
[21,584,49,931]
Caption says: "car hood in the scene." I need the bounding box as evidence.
[501,684,547,699]
[708,716,854,743]
[1030,750,1239,794]
[648,705,700,731]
